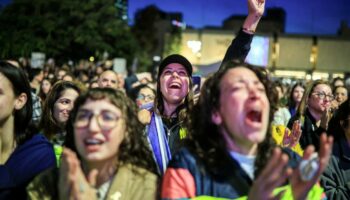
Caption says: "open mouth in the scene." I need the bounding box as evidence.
[169,82,181,89]
[245,110,262,124]
[84,138,104,146]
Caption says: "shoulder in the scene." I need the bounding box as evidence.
[22,134,53,148]
[168,147,197,169]
[108,164,158,200]
[10,134,55,164]
[118,164,158,184]
[17,134,55,159]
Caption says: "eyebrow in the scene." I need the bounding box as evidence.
[164,67,186,71]
[57,97,74,102]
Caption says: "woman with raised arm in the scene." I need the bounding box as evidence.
[161,60,333,199]
[147,0,266,175]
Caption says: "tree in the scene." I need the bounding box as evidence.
[131,5,182,72]
[0,0,139,66]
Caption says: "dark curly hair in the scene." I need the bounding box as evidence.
[64,88,157,174]
[185,60,277,178]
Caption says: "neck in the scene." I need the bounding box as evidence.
[0,116,16,164]
[163,101,182,117]
[295,102,300,110]
[82,158,117,188]
[307,107,322,123]
[221,128,258,156]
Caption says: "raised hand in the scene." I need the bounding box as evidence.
[248,0,265,17]
[59,148,98,200]
[290,120,302,147]
[290,134,333,200]
[248,148,292,200]
[244,0,266,33]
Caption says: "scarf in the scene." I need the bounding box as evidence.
[147,112,172,175]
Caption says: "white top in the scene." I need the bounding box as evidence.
[272,107,291,126]
[230,151,256,180]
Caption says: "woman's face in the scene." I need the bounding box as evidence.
[212,67,270,150]
[308,84,332,114]
[136,87,155,107]
[334,87,348,104]
[159,63,190,105]
[74,99,126,163]
[0,73,17,123]
[53,88,79,126]
[41,79,52,94]
[292,86,305,104]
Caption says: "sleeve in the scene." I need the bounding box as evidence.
[273,108,287,126]
[0,136,56,189]
[287,115,297,130]
[320,156,350,199]
[219,28,253,71]
[124,74,138,93]
[161,149,197,199]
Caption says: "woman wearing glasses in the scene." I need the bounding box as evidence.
[287,80,333,151]
[28,88,158,200]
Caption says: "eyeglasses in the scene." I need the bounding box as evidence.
[137,94,155,101]
[74,110,120,131]
[312,92,334,101]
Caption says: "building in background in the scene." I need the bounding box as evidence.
[223,8,286,34]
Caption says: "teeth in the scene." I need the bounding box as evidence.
[170,83,181,88]
[85,138,103,145]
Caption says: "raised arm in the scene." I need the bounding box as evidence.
[220,0,265,69]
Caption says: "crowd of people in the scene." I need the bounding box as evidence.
[1,0,350,199]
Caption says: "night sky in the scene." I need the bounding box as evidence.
[129,0,350,35]
[1,0,349,35]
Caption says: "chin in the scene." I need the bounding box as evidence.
[247,132,266,144]
[84,154,104,162]
[168,97,185,104]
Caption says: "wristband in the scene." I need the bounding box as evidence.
[242,27,255,34]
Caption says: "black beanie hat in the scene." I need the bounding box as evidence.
[158,54,193,78]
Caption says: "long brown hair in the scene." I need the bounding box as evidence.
[296,80,330,119]
[39,81,81,140]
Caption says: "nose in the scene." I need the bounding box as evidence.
[246,83,260,99]
[171,71,179,78]
[247,86,261,100]
[88,115,100,132]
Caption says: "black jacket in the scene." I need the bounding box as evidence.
[321,133,350,199]
[287,109,326,151]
